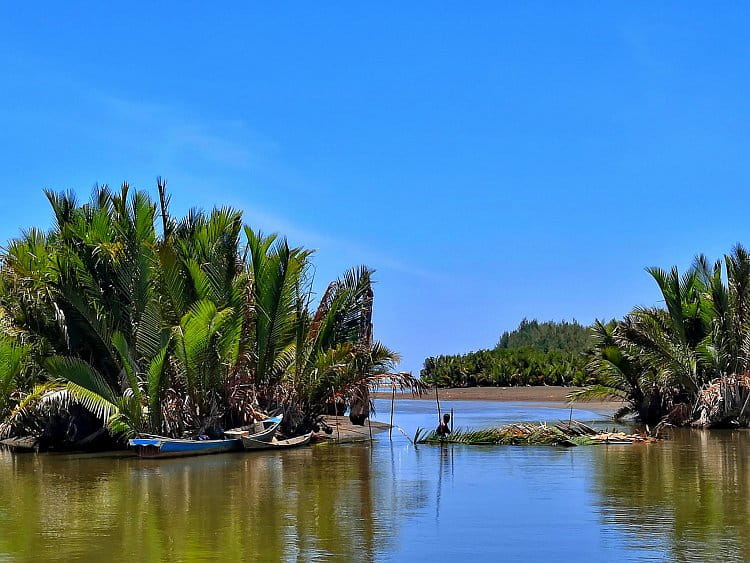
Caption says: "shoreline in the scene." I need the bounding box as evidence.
[373,385,620,413]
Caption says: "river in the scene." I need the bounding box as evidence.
[0,399,748,561]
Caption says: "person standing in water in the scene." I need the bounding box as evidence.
[436,413,451,437]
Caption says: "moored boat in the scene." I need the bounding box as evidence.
[241,432,313,451]
[224,415,283,442]
[128,435,243,458]
[129,415,284,459]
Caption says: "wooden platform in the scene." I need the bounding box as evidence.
[0,436,39,452]
[314,416,391,443]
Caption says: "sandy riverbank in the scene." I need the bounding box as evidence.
[373,386,620,413]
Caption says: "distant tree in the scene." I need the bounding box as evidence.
[497,319,593,354]
[421,319,600,388]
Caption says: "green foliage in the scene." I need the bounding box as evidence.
[422,319,593,388]
[0,337,31,418]
[245,228,310,395]
[415,423,594,446]
[422,347,589,387]
[0,181,420,444]
[498,318,593,353]
[576,244,750,425]
[284,266,424,428]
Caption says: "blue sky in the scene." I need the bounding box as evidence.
[1,4,749,372]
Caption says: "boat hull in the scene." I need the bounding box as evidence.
[128,437,242,459]
[241,432,313,451]
[224,415,283,442]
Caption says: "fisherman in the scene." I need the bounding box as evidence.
[436,413,451,437]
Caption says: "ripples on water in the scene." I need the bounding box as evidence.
[0,399,747,561]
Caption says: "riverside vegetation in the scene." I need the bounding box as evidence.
[0,182,422,451]
[574,247,750,427]
[3,182,749,451]
[421,319,593,387]
[423,246,750,428]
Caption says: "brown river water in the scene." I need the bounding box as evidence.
[1,399,748,562]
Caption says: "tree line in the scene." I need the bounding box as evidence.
[425,246,750,427]
[421,319,593,387]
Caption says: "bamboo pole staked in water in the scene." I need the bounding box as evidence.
[435,385,442,421]
[331,386,341,441]
[450,408,454,433]
[389,384,396,439]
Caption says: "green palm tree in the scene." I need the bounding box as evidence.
[244,228,310,400]
[285,267,423,429]
[576,245,750,424]
[0,337,30,419]
[0,181,416,444]
[0,184,241,439]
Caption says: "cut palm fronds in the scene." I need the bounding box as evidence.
[415,420,659,447]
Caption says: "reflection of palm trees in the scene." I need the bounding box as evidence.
[0,445,430,561]
[593,430,750,561]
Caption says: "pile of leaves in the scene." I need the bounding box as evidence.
[414,420,659,447]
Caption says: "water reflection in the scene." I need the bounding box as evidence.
[3,402,750,561]
[593,428,750,562]
[434,445,454,522]
[0,444,427,561]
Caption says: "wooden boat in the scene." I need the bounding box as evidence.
[224,415,283,442]
[241,432,313,451]
[128,435,243,458]
[128,416,284,459]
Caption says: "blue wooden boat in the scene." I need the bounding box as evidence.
[128,416,283,459]
[128,435,242,458]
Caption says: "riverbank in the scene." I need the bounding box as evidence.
[373,386,620,414]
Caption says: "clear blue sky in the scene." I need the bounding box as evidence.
[1,4,749,372]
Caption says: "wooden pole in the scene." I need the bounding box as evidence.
[367,415,373,441]
[435,385,442,420]
[739,388,750,420]
[332,386,340,441]
[450,407,454,433]
[389,384,396,439]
